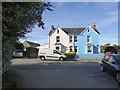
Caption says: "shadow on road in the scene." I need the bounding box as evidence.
[10,61,119,88]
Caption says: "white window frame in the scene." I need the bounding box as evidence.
[56,46,60,51]
[56,36,60,43]
[69,46,73,52]
[69,35,72,43]
[74,46,78,53]
[87,35,91,43]
[74,35,78,42]
[87,46,92,53]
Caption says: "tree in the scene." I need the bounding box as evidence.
[2,2,53,73]
[100,44,109,53]
[100,45,106,53]
[100,44,120,54]
[104,46,117,54]
[15,41,24,50]
[118,45,120,53]
[112,44,120,54]
[105,43,111,46]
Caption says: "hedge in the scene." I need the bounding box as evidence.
[64,52,76,58]
[2,37,16,73]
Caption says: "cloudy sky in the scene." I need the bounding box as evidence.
[20,2,118,45]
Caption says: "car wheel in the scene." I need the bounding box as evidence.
[116,72,120,83]
[40,56,45,60]
[101,64,105,72]
[59,57,64,61]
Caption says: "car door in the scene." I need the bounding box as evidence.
[52,50,60,60]
[46,50,59,60]
[102,55,111,71]
[108,56,117,74]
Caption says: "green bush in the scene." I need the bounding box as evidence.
[2,37,16,73]
[64,52,76,58]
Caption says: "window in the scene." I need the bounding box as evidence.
[57,30,59,34]
[74,35,77,42]
[74,46,77,52]
[104,55,110,61]
[69,46,73,52]
[88,29,89,32]
[109,56,114,63]
[53,50,61,55]
[69,36,72,42]
[87,46,92,53]
[87,35,91,43]
[56,36,60,42]
[56,46,59,51]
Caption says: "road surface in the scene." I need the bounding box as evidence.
[11,59,119,88]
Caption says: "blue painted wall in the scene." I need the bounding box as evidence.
[75,54,104,58]
[89,26,100,53]
[74,26,100,58]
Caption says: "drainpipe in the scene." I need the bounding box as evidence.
[49,35,50,49]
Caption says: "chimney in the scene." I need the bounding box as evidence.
[92,22,96,29]
[51,25,55,31]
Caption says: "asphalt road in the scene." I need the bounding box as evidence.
[11,59,119,88]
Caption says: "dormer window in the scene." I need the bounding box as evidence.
[57,30,59,34]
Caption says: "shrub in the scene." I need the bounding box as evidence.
[64,52,76,58]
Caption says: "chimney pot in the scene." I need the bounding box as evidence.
[92,22,96,29]
[51,25,55,30]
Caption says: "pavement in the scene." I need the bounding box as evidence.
[11,58,119,88]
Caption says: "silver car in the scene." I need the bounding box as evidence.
[13,49,23,58]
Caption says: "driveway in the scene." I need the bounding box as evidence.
[11,58,119,88]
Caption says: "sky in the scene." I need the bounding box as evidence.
[20,2,118,46]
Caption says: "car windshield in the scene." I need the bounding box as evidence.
[15,49,23,52]
[113,55,120,65]
[53,50,62,55]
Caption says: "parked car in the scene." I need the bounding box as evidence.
[100,54,120,82]
[38,48,67,61]
[13,49,23,58]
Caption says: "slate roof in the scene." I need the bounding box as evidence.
[49,26,100,35]
[91,27,100,34]
[61,28,86,35]
[48,30,54,35]
[25,41,40,47]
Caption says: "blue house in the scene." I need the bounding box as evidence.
[48,23,100,58]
